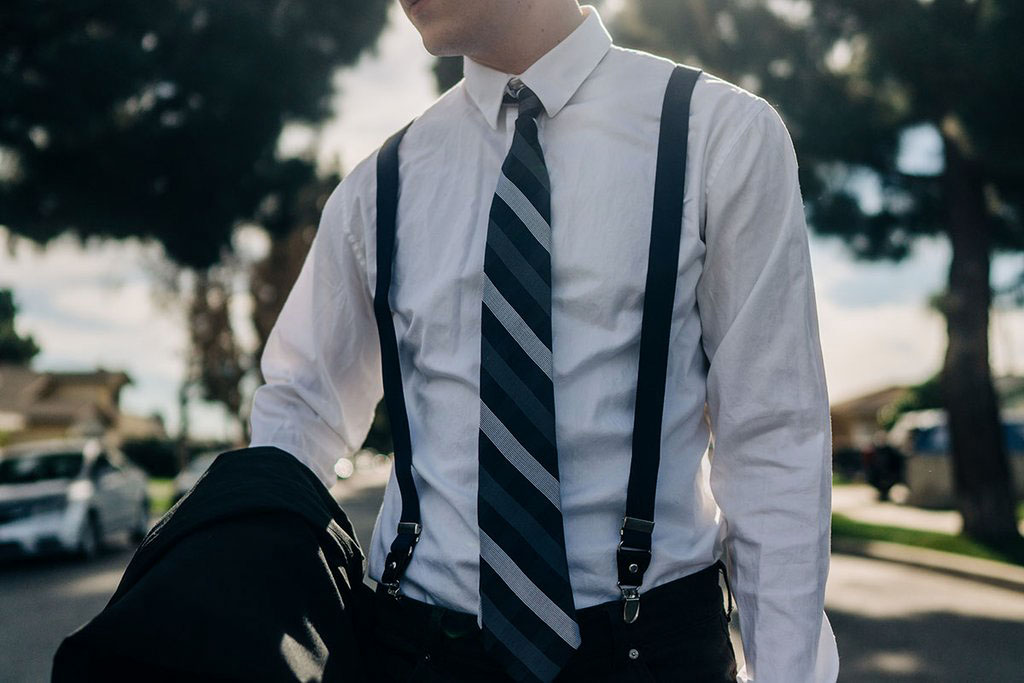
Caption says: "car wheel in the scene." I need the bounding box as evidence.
[131,499,151,543]
[76,514,103,561]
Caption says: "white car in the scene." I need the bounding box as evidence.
[887,408,1024,508]
[0,438,150,561]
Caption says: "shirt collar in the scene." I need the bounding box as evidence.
[462,4,613,130]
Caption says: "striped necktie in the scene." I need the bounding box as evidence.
[477,78,581,683]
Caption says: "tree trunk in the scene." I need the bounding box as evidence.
[238,412,251,446]
[940,129,1019,545]
[176,377,191,473]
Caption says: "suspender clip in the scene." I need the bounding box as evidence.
[380,521,422,599]
[616,516,654,623]
[619,585,641,624]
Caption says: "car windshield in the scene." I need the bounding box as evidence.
[0,451,85,484]
[910,421,1024,454]
[911,426,949,454]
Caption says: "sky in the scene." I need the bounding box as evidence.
[2,3,1022,440]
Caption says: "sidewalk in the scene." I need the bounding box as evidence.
[333,470,1024,593]
[831,483,1024,593]
[832,483,1024,536]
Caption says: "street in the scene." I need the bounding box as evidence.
[825,554,1024,681]
[0,467,389,683]
[2,470,1022,682]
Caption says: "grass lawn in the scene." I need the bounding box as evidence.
[832,472,855,486]
[147,478,176,517]
[832,513,1024,567]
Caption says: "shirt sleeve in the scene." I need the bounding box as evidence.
[248,166,383,490]
[696,99,840,682]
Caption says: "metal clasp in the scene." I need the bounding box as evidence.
[616,516,653,623]
[620,585,641,624]
[381,579,401,598]
[380,521,422,599]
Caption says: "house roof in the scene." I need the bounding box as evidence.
[830,374,1024,421]
[830,385,909,419]
[0,365,132,423]
[0,365,49,412]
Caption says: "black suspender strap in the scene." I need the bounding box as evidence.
[371,63,701,612]
[617,63,702,624]
[373,117,420,598]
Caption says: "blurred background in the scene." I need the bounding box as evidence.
[1,0,1022,681]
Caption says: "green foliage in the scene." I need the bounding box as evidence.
[608,0,1024,262]
[147,478,176,517]
[0,289,40,365]
[878,372,944,430]
[433,55,464,94]
[833,513,1024,566]
[0,0,390,268]
[610,0,1024,544]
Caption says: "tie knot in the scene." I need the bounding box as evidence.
[503,80,544,120]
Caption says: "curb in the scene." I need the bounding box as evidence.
[832,537,1024,594]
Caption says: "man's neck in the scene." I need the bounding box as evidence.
[466,2,587,75]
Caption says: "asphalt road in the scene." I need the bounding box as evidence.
[0,468,388,683]
[2,470,1022,682]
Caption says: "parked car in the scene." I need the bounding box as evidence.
[172,451,220,505]
[0,438,150,561]
[886,408,1024,508]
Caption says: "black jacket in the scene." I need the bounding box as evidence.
[52,446,373,682]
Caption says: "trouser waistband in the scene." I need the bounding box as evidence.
[371,559,732,639]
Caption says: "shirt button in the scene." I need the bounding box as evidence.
[628,648,640,660]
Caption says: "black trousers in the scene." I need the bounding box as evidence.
[357,560,738,682]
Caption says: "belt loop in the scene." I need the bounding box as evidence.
[715,559,734,623]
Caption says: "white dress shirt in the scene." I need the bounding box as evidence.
[248,4,839,681]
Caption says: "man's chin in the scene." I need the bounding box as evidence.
[419,35,465,58]
[426,46,465,58]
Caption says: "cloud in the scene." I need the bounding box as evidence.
[319,3,439,174]
[811,235,949,309]
[810,235,1024,402]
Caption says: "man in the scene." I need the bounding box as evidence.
[249,1,840,681]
